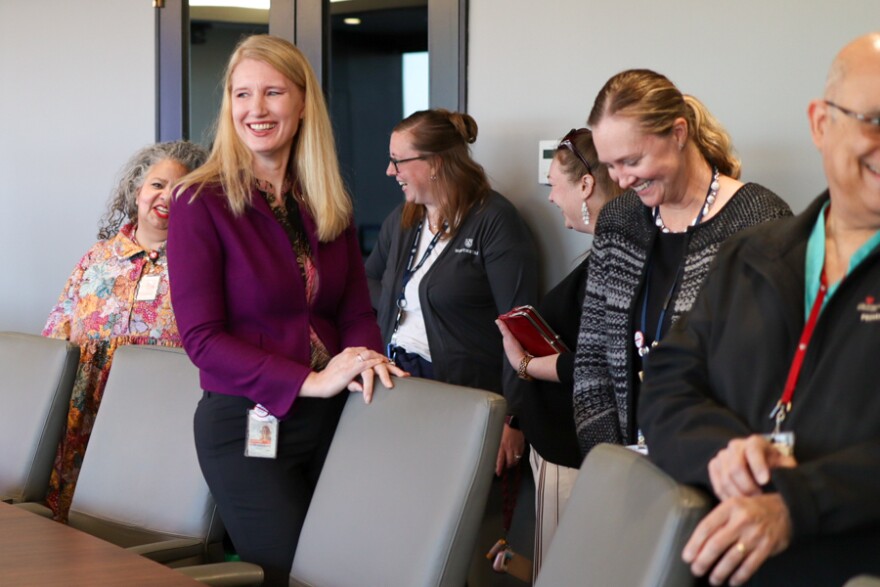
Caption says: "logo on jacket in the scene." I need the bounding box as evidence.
[455,236,479,256]
[858,295,880,322]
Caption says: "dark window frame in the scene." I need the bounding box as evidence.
[155,0,466,141]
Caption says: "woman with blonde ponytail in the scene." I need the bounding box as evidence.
[166,35,405,585]
[572,69,791,458]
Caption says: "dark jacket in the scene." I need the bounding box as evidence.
[640,193,880,585]
[365,191,538,395]
[507,255,588,468]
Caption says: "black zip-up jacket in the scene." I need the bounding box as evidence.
[641,193,880,585]
[365,191,538,398]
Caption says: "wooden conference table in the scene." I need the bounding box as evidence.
[0,501,202,586]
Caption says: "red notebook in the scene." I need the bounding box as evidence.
[498,305,569,357]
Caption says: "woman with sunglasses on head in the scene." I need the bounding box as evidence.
[573,69,791,461]
[366,108,538,584]
[495,128,622,577]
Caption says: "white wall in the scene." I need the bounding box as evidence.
[469,0,879,290]
[0,0,155,333]
[1,1,876,332]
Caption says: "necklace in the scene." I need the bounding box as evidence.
[653,166,720,233]
[131,229,161,262]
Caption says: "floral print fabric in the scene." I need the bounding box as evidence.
[42,222,181,521]
[257,180,331,371]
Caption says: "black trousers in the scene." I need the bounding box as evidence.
[194,391,346,586]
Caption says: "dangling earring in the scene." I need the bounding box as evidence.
[581,201,590,226]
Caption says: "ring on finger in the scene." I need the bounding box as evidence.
[735,542,746,555]
[357,353,364,362]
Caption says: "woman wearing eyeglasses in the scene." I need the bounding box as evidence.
[573,69,791,460]
[365,109,538,583]
[495,128,622,576]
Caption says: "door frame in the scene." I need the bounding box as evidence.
[155,0,466,141]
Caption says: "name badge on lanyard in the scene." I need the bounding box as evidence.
[135,274,161,302]
[245,404,279,459]
[765,266,829,457]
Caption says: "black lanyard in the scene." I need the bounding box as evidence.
[387,220,446,358]
[636,256,686,356]
[635,192,711,358]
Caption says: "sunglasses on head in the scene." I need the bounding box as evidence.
[557,128,593,174]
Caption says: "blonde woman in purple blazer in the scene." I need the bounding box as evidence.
[167,35,404,586]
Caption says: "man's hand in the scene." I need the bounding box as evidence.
[709,434,797,500]
[683,493,792,586]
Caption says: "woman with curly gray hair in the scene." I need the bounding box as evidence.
[97,140,208,241]
[42,140,206,521]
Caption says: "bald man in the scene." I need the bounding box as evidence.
[639,32,880,586]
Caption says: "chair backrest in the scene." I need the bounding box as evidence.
[289,376,506,587]
[534,443,711,587]
[0,332,79,504]
[845,577,880,587]
[69,345,223,558]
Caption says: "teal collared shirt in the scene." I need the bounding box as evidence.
[805,201,880,318]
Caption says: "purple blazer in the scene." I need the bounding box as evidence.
[167,183,382,418]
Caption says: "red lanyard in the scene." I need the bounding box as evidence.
[770,267,828,432]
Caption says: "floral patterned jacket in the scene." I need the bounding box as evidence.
[42,222,181,521]
[43,222,180,344]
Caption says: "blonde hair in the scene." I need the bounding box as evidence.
[588,69,741,179]
[555,129,622,203]
[177,35,351,242]
[394,109,491,237]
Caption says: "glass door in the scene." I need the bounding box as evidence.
[189,2,270,146]
[155,0,465,253]
[327,0,429,253]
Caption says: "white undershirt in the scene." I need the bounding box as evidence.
[391,225,449,361]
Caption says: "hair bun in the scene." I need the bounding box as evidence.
[447,111,478,144]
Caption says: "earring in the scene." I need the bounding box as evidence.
[581,202,590,226]
[430,175,437,181]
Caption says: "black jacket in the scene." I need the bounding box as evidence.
[365,192,538,396]
[507,255,588,468]
[640,193,880,585]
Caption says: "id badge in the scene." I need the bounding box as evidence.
[764,431,795,458]
[625,444,649,456]
[245,404,278,459]
[135,274,161,301]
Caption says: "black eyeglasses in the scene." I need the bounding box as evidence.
[558,128,593,174]
[825,100,880,129]
[389,155,428,173]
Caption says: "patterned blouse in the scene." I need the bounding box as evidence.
[257,178,331,371]
[42,222,181,521]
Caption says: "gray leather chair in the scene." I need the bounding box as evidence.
[288,376,506,587]
[21,345,225,567]
[534,444,711,587]
[845,577,880,587]
[0,331,78,504]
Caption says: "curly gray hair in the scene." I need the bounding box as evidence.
[97,140,208,240]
